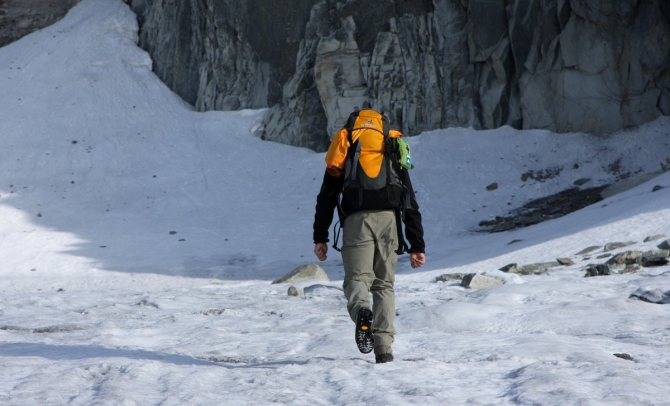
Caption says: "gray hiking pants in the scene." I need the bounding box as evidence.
[342,210,398,348]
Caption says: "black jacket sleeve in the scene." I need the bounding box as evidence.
[313,170,344,243]
[400,169,425,253]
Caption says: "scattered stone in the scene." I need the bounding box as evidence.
[576,246,602,255]
[556,258,574,266]
[517,262,561,275]
[436,273,468,283]
[652,185,663,192]
[621,264,643,274]
[573,178,591,186]
[657,239,670,250]
[486,183,498,191]
[585,264,611,277]
[643,235,665,242]
[635,250,670,267]
[498,263,518,273]
[461,274,504,290]
[169,231,177,235]
[287,286,300,296]
[613,353,633,361]
[199,309,224,316]
[606,251,642,266]
[272,263,329,284]
[507,239,523,245]
[596,253,612,259]
[520,167,563,183]
[629,288,670,304]
[603,241,636,251]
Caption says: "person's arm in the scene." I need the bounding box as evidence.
[313,169,343,244]
[400,169,425,255]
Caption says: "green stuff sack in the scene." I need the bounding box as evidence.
[394,137,414,170]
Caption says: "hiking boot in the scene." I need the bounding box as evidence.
[374,345,393,364]
[375,353,394,363]
[355,307,374,354]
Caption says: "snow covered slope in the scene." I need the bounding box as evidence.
[0,1,669,405]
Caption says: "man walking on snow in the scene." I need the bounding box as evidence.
[313,108,426,364]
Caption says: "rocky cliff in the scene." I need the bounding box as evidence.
[0,0,80,47]
[129,1,670,151]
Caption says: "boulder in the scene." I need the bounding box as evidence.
[643,235,666,242]
[556,258,575,266]
[498,263,518,273]
[613,353,633,361]
[272,263,329,284]
[603,241,637,252]
[518,261,561,275]
[606,251,642,266]
[629,288,670,304]
[636,250,670,267]
[621,264,643,274]
[287,286,301,296]
[436,273,468,282]
[461,273,504,289]
[576,246,602,256]
[657,240,670,250]
[585,264,611,277]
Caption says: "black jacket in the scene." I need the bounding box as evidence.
[313,168,425,254]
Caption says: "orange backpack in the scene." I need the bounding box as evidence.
[325,109,411,253]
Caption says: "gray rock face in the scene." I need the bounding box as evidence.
[127,0,670,151]
[0,0,80,47]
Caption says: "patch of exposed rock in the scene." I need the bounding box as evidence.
[479,185,608,233]
[0,0,80,47]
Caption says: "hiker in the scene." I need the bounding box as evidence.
[313,108,426,364]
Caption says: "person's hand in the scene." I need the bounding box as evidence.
[314,243,328,261]
[410,252,425,268]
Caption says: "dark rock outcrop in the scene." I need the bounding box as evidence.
[478,185,608,233]
[0,0,80,47]
[126,0,670,151]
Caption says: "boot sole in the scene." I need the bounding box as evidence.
[355,307,374,354]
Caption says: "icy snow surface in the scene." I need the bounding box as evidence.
[1,1,669,405]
